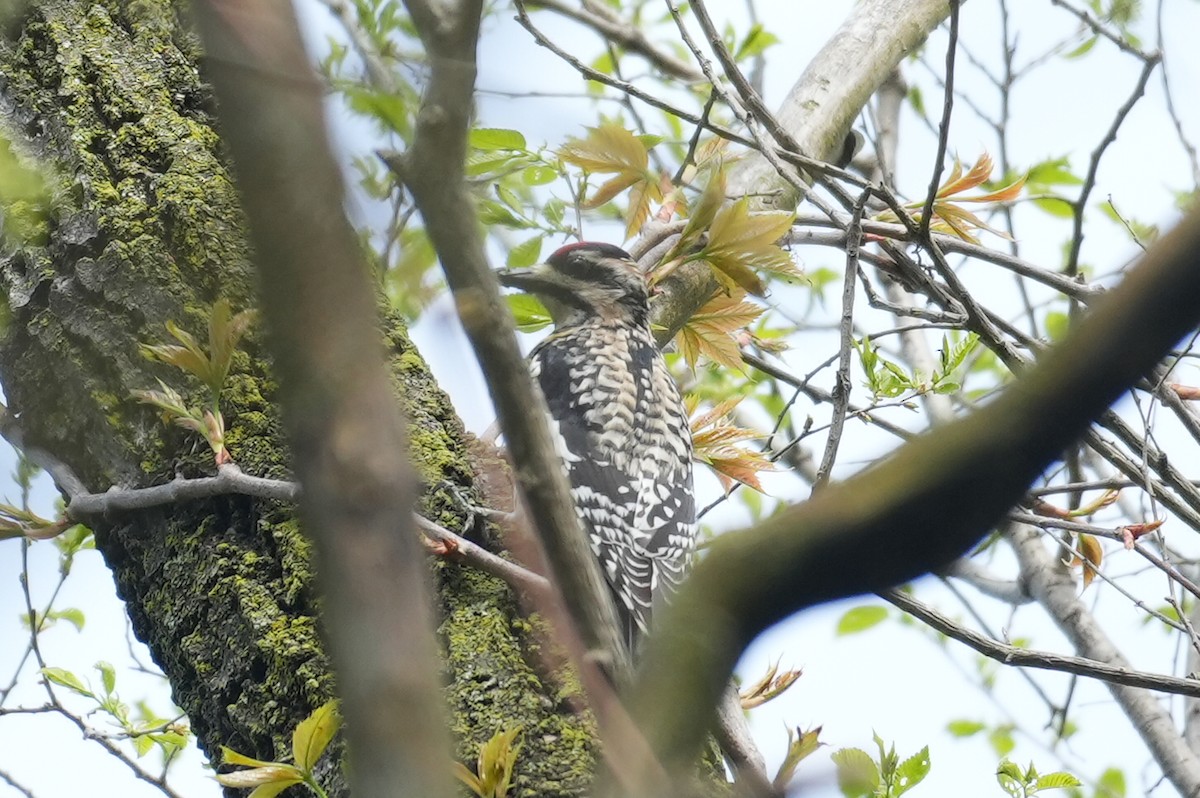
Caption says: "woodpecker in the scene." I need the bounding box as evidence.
[499,242,695,648]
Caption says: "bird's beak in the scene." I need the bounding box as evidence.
[497,263,556,292]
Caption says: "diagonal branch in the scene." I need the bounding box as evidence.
[394,0,626,670]
[190,2,450,796]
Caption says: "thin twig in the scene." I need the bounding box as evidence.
[815,189,870,489]
[883,588,1200,698]
[920,0,959,240]
[1064,53,1160,277]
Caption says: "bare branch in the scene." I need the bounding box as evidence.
[631,207,1200,780]
[883,588,1200,697]
[527,0,703,82]
[919,0,959,240]
[1010,524,1200,795]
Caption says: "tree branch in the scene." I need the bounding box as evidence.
[630,206,1200,782]
[397,0,630,667]
[883,588,1200,698]
[1009,524,1200,795]
[190,2,450,796]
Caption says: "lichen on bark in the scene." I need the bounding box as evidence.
[0,1,598,796]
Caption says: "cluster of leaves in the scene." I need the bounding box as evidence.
[41,663,189,762]
[831,734,930,798]
[557,124,800,369]
[217,700,341,798]
[688,396,776,493]
[996,759,1081,798]
[739,659,802,710]
[874,153,1024,244]
[0,501,69,541]
[134,299,255,466]
[855,333,980,402]
[1062,0,1145,58]
[453,726,523,798]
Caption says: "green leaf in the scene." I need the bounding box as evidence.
[1026,157,1083,187]
[907,85,925,117]
[1044,311,1070,341]
[507,236,543,269]
[946,719,986,737]
[96,661,116,695]
[734,23,780,61]
[1034,772,1082,790]
[220,745,281,770]
[293,700,341,773]
[522,165,557,186]
[247,781,303,798]
[989,726,1016,757]
[149,731,189,749]
[40,667,92,697]
[495,185,523,216]
[477,200,526,228]
[133,734,154,758]
[1031,196,1076,218]
[831,747,879,798]
[893,746,930,796]
[453,760,484,796]
[470,128,527,151]
[544,198,566,228]
[0,134,51,246]
[48,607,85,631]
[1097,767,1126,798]
[1063,34,1098,58]
[836,605,888,636]
[505,294,553,333]
[342,87,411,137]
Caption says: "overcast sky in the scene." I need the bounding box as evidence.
[3,1,1199,796]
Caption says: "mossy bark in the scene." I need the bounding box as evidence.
[0,1,594,795]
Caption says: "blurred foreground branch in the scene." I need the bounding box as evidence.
[192,2,450,796]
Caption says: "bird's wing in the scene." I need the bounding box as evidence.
[531,339,654,635]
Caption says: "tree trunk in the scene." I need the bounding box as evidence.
[0,1,594,794]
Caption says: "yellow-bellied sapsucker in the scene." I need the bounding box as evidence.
[500,242,695,647]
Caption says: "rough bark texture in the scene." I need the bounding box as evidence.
[0,1,594,795]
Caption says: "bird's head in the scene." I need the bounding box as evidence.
[499,242,650,328]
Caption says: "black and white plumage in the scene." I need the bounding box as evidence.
[499,242,695,647]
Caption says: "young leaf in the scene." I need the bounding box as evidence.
[946,719,986,737]
[292,700,341,773]
[702,198,799,295]
[739,659,802,709]
[675,291,763,369]
[773,726,822,790]
[220,746,281,769]
[893,746,931,796]
[96,661,117,695]
[40,667,92,697]
[689,397,776,492]
[559,122,661,239]
[835,605,888,635]
[831,747,879,798]
[48,608,85,631]
[1034,771,1083,790]
[456,727,523,798]
[504,294,553,333]
[507,235,543,269]
[1068,533,1103,589]
[470,128,527,151]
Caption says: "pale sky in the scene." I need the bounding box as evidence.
[3,1,1199,796]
